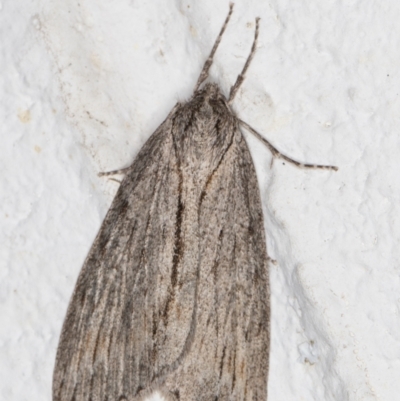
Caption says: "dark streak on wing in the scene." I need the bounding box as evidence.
[199,121,235,206]
[162,136,184,323]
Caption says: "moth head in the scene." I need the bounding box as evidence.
[200,83,225,101]
[193,83,230,118]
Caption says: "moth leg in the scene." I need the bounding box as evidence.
[239,118,338,170]
[108,177,122,184]
[98,166,132,177]
[228,17,260,103]
[194,3,234,91]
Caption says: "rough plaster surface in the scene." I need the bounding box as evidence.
[2,0,400,400]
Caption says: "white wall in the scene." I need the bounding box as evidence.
[2,0,399,400]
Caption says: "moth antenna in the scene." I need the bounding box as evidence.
[239,119,338,171]
[228,17,260,104]
[194,3,234,92]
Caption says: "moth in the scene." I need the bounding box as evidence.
[53,4,337,401]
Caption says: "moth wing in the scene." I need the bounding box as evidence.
[163,128,270,400]
[53,110,197,401]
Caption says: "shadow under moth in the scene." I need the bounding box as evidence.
[53,4,337,401]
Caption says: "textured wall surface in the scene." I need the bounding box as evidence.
[2,0,400,400]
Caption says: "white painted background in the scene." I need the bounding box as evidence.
[2,0,400,400]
